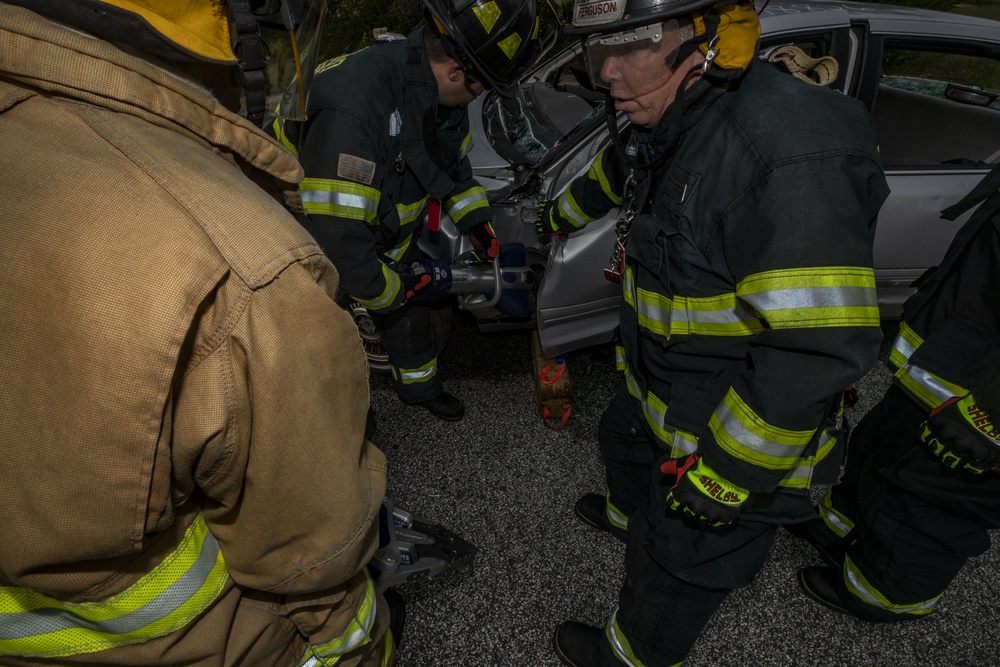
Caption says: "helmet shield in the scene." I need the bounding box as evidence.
[583,20,675,90]
[259,0,328,121]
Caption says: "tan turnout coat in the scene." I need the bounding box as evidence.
[0,5,390,665]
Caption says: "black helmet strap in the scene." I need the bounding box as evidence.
[228,0,269,125]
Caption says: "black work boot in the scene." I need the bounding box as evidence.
[574,493,627,543]
[784,518,843,568]
[414,391,464,421]
[383,588,406,646]
[553,621,604,667]
[798,566,850,615]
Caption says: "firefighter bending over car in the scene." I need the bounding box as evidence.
[272,0,553,422]
[0,1,398,664]
[537,0,890,664]
[788,163,1000,624]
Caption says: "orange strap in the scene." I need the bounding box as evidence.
[542,403,573,430]
[540,363,566,385]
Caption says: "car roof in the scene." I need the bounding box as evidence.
[758,0,1000,41]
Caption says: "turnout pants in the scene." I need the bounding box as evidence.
[813,384,1000,621]
[369,303,450,404]
[598,383,815,666]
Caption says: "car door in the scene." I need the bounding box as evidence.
[851,16,1000,316]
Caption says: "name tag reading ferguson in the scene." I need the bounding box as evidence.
[573,0,626,26]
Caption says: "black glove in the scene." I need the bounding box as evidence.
[534,199,565,239]
[921,394,1000,473]
[467,221,499,262]
[663,454,749,527]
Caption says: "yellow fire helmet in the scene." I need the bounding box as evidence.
[11,0,328,124]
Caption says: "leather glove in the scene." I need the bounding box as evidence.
[534,199,566,239]
[663,454,749,527]
[921,394,1000,473]
[467,221,499,262]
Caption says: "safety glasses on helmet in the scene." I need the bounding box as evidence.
[583,20,687,89]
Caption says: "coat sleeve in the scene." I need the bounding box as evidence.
[296,107,407,313]
[697,153,889,492]
[540,144,625,234]
[173,251,386,599]
[443,129,493,233]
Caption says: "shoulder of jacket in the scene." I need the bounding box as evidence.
[713,62,878,162]
[81,106,321,288]
[310,43,407,117]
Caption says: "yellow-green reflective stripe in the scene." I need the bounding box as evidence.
[624,370,674,449]
[844,555,940,615]
[445,187,488,222]
[818,489,854,538]
[391,358,437,385]
[301,179,380,223]
[737,266,879,328]
[588,151,623,205]
[895,362,965,411]
[776,428,838,489]
[397,196,429,226]
[354,264,401,311]
[614,345,626,372]
[605,609,648,667]
[272,116,298,155]
[888,321,922,371]
[0,515,228,659]
[460,132,474,158]
[670,428,699,457]
[604,492,629,530]
[670,293,764,337]
[709,388,815,471]
[889,325,966,410]
[297,570,377,666]
[633,287,673,338]
[558,188,592,229]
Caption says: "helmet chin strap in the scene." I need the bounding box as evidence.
[228,0,269,125]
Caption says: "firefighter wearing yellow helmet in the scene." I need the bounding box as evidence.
[0,1,399,664]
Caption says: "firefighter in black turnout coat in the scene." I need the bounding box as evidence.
[790,164,1000,623]
[542,0,890,664]
[273,0,551,420]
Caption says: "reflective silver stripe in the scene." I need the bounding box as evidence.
[740,285,874,312]
[605,609,645,667]
[819,497,853,538]
[844,557,940,614]
[898,363,961,405]
[391,359,437,385]
[301,189,379,222]
[445,189,488,222]
[0,535,221,642]
[557,190,589,228]
[713,400,809,461]
[604,493,629,530]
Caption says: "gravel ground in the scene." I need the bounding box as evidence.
[370,318,1000,667]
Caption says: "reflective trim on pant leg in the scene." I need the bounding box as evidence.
[843,555,941,616]
[604,492,629,531]
[818,490,854,539]
[604,608,648,667]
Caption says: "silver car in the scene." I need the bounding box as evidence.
[352,0,1000,366]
